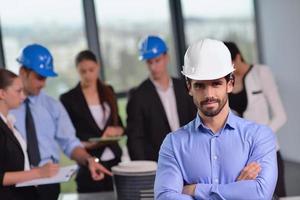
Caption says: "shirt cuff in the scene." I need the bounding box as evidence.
[65,140,83,158]
[194,183,212,199]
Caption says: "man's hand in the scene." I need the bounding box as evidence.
[102,126,123,138]
[182,184,196,196]
[237,162,261,181]
[87,157,113,181]
[71,147,113,180]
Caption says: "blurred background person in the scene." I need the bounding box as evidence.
[0,68,59,200]
[60,50,123,193]
[10,44,112,200]
[126,35,196,161]
[224,41,287,197]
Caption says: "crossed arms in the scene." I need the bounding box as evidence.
[154,129,277,200]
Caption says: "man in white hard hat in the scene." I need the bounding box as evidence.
[154,39,277,199]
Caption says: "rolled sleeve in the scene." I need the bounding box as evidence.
[55,102,82,158]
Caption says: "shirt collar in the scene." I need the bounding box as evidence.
[26,92,40,105]
[150,77,173,91]
[195,111,236,132]
[0,112,8,123]
[1,112,17,128]
[226,111,237,129]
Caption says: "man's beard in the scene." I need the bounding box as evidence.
[199,96,227,117]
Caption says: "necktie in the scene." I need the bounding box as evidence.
[25,98,41,166]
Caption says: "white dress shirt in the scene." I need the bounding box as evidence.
[151,78,180,132]
[89,103,115,161]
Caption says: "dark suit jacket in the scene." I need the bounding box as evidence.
[60,82,122,160]
[0,117,37,200]
[126,78,197,161]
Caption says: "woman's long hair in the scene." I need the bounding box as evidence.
[75,50,119,125]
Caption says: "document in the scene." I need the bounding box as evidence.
[89,136,123,143]
[16,164,78,187]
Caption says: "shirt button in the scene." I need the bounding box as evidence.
[213,155,218,160]
[214,178,219,183]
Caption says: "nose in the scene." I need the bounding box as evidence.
[149,62,158,70]
[148,63,158,75]
[204,86,214,98]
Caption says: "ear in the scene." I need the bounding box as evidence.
[96,63,101,73]
[186,81,192,96]
[227,79,234,93]
[163,54,170,64]
[0,89,6,100]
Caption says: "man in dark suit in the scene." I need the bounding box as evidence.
[126,35,196,161]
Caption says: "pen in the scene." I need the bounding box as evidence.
[50,156,58,163]
[43,156,58,164]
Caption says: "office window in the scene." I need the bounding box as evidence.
[0,0,86,98]
[95,0,176,93]
[182,0,257,62]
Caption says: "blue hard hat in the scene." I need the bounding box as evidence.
[138,35,168,61]
[16,44,58,77]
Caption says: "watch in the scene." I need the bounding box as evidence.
[86,156,100,166]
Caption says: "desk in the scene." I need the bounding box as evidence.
[280,197,300,200]
[58,192,115,200]
[59,192,300,200]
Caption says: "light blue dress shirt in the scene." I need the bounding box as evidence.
[10,91,82,165]
[154,112,277,200]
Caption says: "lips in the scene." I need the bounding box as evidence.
[206,100,217,104]
[201,100,218,106]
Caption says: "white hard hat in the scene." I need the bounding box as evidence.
[181,38,234,80]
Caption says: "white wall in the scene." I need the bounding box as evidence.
[256,0,300,162]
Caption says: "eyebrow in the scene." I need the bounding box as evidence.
[192,79,224,85]
[213,80,223,83]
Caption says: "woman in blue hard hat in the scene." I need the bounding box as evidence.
[60,50,123,192]
[0,68,59,200]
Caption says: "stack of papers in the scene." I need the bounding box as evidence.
[16,164,78,187]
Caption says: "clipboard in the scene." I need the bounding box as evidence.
[16,164,78,187]
[88,136,123,143]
